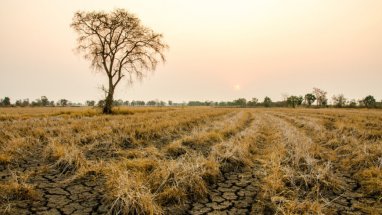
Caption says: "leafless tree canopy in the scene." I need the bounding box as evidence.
[313,87,327,106]
[71,9,168,113]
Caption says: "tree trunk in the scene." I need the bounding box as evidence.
[103,79,114,114]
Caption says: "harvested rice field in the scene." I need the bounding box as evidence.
[0,107,381,214]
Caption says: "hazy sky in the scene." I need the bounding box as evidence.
[1,0,381,103]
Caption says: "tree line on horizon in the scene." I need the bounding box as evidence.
[1,88,380,109]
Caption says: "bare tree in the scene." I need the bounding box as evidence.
[332,94,347,108]
[313,87,327,107]
[71,9,168,114]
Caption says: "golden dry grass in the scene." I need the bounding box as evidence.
[255,108,382,214]
[0,106,381,214]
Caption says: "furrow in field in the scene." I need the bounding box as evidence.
[188,111,264,214]
[249,112,305,214]
[85,109,235,160]
[267,111,382,214]
[273,109,382,141]
[258,113,338,214]
[163,110,253,158]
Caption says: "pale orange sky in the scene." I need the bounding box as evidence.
[0,0,381,103]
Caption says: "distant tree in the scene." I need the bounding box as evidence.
[188,101,207,106]
[313,88,327,107]
[86,100,95,106]
[97,100,105,108]
[322,99,328,106]
[188,101,196,106]
[113,99,124,106]
[247,98,258,107]
[348,99,357,108]
[168,100,173,106]
[71,9,168,114]
[358,99,365,107]
[363,95,376,108]
[233,98,247,107]
[131,100,145,106]
[15,100,22,106]
[58,99,69,107]
[70,102,82,107]
[297,96,303,106]
[41,96,49,106]
[287,96,296,108]
[1,97,11,106]
[122,100,129,106]
[304,93,316,106]
[22,99,30,107]
[332,94,347,108]
[159,101,166,106]
[287,96,303,108]
[32,99,42,106]
[147,100,157,106]
[263,96,272,107]
[218,101,227,106]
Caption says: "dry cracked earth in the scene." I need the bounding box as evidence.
[0,146,108,215]
[1,161,261,215]
[1,150,262,215]
[188,169,260,215]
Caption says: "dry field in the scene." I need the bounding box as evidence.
[0,107,381,215]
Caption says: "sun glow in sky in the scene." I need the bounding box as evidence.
[234,85,241,91]
[0,0,381,102]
